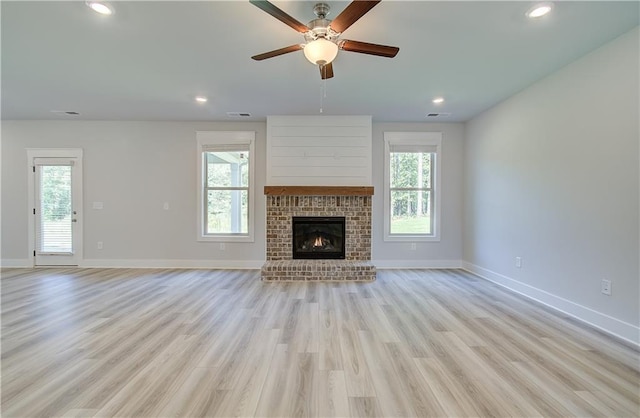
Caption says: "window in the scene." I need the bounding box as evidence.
[384,132,442,241]
[197,131,255,242]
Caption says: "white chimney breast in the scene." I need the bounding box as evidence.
[266,115,372,186]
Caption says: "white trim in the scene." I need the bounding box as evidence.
[383,132,442,242]
[196,131,255,243]
[1,259,32,268]
[462,261,640,347]
[374,259,462,269]
[80,259,264,269]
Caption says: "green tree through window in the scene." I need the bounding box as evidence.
[390,152,433,234]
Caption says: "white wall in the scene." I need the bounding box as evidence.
[372,123,464,267]
[463,27,639,343]
[1,119,464,268]
[1,121,267,268]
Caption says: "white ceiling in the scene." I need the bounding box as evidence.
[2,1,638,122]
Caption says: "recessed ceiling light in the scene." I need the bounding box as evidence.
[86,1,113,16]
[432,97,445,104]
[195,96,208,103]
[527,3,553,18]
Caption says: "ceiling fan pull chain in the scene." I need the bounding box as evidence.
[323,76,327,98]
[319,75,324,113]
[319,68,329,113]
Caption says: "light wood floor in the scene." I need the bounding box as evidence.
[1,268,638,417]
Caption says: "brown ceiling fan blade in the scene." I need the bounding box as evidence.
[320,63,334,79]
[340,40,399,58]
[330,0,381,34]
[251,44,303,61]
[249,0,309,33]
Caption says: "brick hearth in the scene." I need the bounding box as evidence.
[262,187,375,281]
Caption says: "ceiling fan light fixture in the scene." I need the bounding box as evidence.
[303,38,339,66]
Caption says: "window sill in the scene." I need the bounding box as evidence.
[384,234,441,242]
[198,235,254,243]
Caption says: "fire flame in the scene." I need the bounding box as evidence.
[313,236,323,247]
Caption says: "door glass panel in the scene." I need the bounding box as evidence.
[38,165,73,253]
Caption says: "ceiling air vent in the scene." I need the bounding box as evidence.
[426,112,451,118]
[226,112,252,117]
[51,110,80,116]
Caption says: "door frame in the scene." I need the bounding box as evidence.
[27,148,83,267]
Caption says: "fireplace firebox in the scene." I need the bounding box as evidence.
[292,216,346,260]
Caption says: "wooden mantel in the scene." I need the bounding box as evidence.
[264,186,374,196]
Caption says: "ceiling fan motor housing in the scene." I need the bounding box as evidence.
[305,19,337,41]
[306,3,339,41]
[313,3,330,19]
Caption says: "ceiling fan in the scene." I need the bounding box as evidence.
[250,0,399,79]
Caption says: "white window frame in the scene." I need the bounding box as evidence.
[196,131,255,242]
[383,132,442,242]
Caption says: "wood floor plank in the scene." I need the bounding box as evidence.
[318,370,349,417]
[348,396,384,418]
[214,328,281,417]
[511,360,606,417]
[319,309,343,370]
[253,343,291,417]
[59,408,99,418]
[357,330,415,417]
[154,367,227,418]
[440,331,543,417]
[338,319,376,397]
[413,357,484,417]
[470,345,571,417]
[1,267,638,417]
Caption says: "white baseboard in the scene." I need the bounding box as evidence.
[1,259,32,268]
[2,258,463,270]
[80,259,264,269]
[374,259,462,269]
[462,261,640,346]
[4,258,461,270]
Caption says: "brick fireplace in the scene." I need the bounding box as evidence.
[261,186,376,281]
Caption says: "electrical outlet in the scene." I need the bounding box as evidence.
[515,257,522,268]
[410,243,417,251]
[220,243,226,251]
[163,202,169,210]
[601,279,611,296]
[97,241,103,250]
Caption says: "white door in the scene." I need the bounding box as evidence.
[32,154,83,266]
